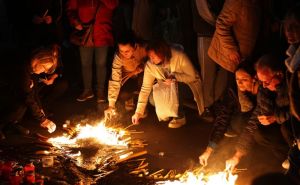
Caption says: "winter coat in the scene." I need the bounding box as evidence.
[286,45,300,121]
[66,0,118,47]
[15,66,46,123]
[135,48,204,116]
[208,0,262,72]
[108,44,148,107]
[236,83,290,154]
[208,85,255,149]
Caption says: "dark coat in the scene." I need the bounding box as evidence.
[236,83,290,154]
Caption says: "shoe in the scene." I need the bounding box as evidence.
[96,90,106,103]
[77,90,94,102]
[200,108,215,123]
[125,98,135,111]
[168,117,186,128]
[11,124,30,135]
[224,128,238,138]
[282,159,290,170]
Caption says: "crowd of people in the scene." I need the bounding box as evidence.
[0,0,300,184]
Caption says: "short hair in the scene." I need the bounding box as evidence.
[235,60,256,77]
[285,4,300,22]
[146,39,172,61]
[116,30,137,47]
[254,54,284,73]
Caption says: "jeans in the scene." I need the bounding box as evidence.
[79,46,108,93]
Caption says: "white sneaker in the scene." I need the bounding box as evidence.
[168,117,186,128]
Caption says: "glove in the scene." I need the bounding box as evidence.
[41,119,56,133]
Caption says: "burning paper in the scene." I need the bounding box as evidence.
[47,120,145,171]
[156,169,238,185]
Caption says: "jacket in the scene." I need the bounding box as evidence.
[66,0,118,47]
[135,48,204,115]
[208,0,262,72]
[286,45,300,121]
[108,44,147,107]
[236,83,290,154]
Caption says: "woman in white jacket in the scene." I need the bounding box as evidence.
[132,40,204,128]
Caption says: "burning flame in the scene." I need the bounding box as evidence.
[156,170,238,185]
[48,120,128,148]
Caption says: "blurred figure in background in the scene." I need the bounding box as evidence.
[66,0,118,103]
[0,45,63,139]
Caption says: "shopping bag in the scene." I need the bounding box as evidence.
[153,81,179,121]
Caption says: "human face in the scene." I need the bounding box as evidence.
[235,69,254,92]
[148,50,163,65]
[118,43,135,59]
[256,68,281,91]
[284,17,300,44]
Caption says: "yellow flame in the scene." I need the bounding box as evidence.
[157,170,238,185]
[48,120,128,148]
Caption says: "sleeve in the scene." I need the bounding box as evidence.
[290,71,300,121]
[173,52,198,83]
[208,89,237,149]
[214,0,240,52]
[135,62,156,115]
[22,71,46,123]
[235,106,260,155]
[108,54,123,107]
[235,87,272,154]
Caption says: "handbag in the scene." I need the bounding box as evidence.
[69,4,100,47]
[70,24,94,46]
[153,80,179,121]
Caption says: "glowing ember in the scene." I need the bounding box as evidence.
[156,170,238,185]
[48,120,128,148]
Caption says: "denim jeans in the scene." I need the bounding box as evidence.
[79,46,108,93]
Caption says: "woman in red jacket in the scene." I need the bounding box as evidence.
[66,0,118,102]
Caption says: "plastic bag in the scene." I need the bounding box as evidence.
[153,81,179,121]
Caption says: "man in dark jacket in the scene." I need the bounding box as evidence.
[226,54,290,171]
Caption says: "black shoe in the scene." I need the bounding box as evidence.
[11,124,30,135]
[200,108,215,122]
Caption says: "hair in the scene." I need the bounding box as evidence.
[30,45,59,74]
[235,60,256,77]
[146,39,172,61]
[254,54,284,73]
[116,30,137,47]
[285,4,300,22]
